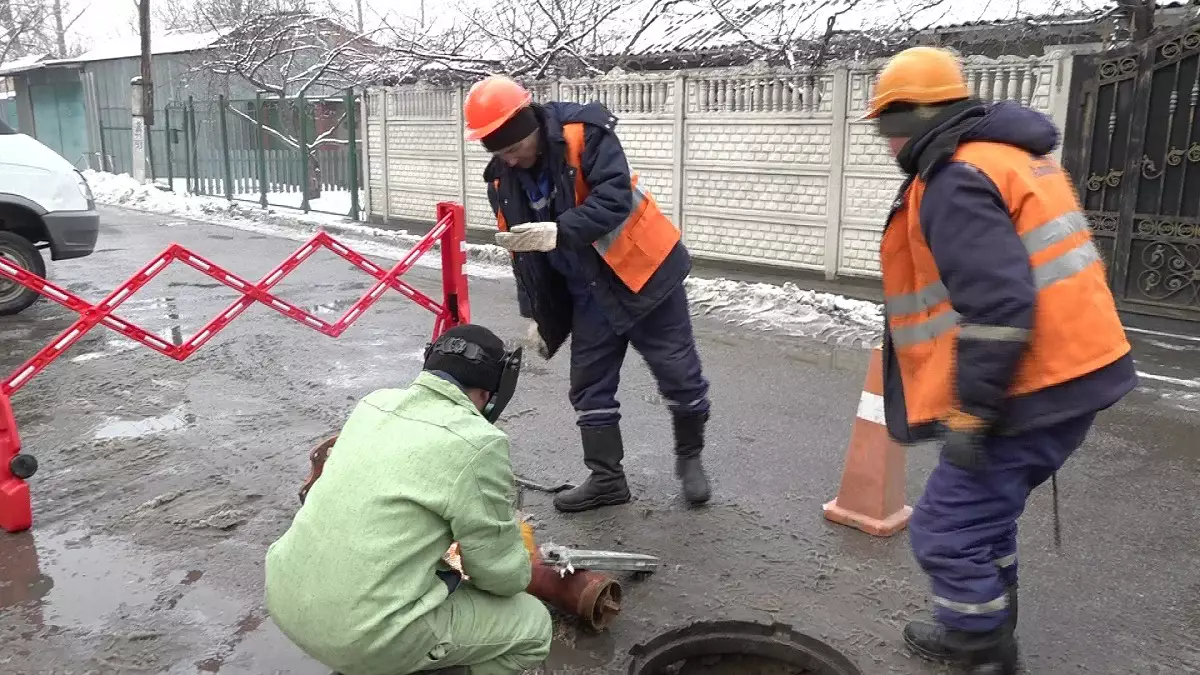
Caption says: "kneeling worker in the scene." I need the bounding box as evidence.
[264,324,551,675]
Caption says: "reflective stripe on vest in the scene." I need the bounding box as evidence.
[886,210,1102,348]
[490,124,680,293]
[880,140,1131,427]
[561,123,680,293]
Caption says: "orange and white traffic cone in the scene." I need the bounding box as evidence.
[822,347,912,537]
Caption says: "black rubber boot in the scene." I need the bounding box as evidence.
[1005,583,1019,633]
[903,620,1019,674]
[553,425,632,513]
[673,411,711,505]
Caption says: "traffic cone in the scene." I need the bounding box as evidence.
[822,347,912,537]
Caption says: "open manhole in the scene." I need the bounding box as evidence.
[627,620,862,675]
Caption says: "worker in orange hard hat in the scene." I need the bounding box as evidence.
[463,75,714,513]
[866,46,1136,673]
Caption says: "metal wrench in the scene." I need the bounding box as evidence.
[540,544,660,575]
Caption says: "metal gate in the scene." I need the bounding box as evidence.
[1062,22,1200,322]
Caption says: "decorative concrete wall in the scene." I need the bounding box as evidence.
[363,51,1076,280]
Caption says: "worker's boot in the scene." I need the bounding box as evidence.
[673,411,711,505]
[903,620,1019,674]
[1005,582,1019,633]
[553,425,631,513]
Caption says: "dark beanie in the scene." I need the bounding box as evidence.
[481,106,539,152]
[424,324,507,391]
[875,97,973,138]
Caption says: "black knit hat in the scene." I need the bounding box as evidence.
[481,106,539,152]
[875,98,972,138]
[424,324,507,391]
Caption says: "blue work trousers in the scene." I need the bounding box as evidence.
[569,284,709,427]
[909,412,1096,632]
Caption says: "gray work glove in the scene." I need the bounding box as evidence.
[941,429,989,472]
[495,222,558,252]
[523,321,549,359]
[940,408,995,472]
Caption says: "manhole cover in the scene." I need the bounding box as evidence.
[628,620,861,675]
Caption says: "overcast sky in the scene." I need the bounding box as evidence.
[71,0,1116,53]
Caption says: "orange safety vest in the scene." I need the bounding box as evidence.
[881,141,1131,426]
[494,122,680,293]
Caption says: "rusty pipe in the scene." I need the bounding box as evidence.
[526,560,622,631]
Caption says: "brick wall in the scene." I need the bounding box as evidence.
[363,52,1075,280]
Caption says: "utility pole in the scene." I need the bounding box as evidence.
[355,0,363,33]
[131,0,153,182]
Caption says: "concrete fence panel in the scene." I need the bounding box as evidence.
[363,51,1076,281]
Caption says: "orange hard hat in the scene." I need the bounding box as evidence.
[864,47,969,119]
[464,75,533,141]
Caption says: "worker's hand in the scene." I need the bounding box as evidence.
[523,321,550,359]
[495,222,558,252]
[941,429,989,472]
[939,408,992,472]
[520,520,539,563]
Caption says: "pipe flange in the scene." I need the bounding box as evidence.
[581,575,622,631]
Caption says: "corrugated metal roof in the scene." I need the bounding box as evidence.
[0,53,56,77]
[64,29,228,64]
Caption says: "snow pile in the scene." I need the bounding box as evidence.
[86,170,886,347]
[83,170,514,275]
[685,277,884,348]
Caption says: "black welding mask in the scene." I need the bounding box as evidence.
[424,334,524,424]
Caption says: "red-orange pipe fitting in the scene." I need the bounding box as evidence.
[526,560,622,631]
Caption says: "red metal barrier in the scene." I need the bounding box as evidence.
[0,201,471,533]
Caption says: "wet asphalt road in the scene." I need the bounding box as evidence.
[1,206,1199,675]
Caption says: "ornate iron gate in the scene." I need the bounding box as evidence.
[1063,23,1200,322]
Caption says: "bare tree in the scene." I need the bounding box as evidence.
[1,0,47,63]
[1117,0,1155,40]
[196,11,440,197]
[203,12,390,98]
[48,0,85,55]
[404,0,682,79]
[1,0,89,61]
[156,0,313,33]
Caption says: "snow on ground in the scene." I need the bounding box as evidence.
[85,170,513,280]
[232,190,356,216]
[86,170,886,347]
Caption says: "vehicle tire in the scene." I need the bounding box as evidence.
[0,230,45,316]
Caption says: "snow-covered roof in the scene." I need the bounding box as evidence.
[619,0,1117,56]
[0,53,54,76]
[64,29,228,64]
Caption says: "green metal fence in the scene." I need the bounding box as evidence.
[99,89,363,219]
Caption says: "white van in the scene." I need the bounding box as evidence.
[0,117,99,315]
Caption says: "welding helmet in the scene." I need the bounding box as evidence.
[424,325,524,424]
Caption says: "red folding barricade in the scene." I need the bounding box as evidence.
[0,201,471,533]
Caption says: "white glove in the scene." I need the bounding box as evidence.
[495,222,558,252]
[524,321,550,359]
